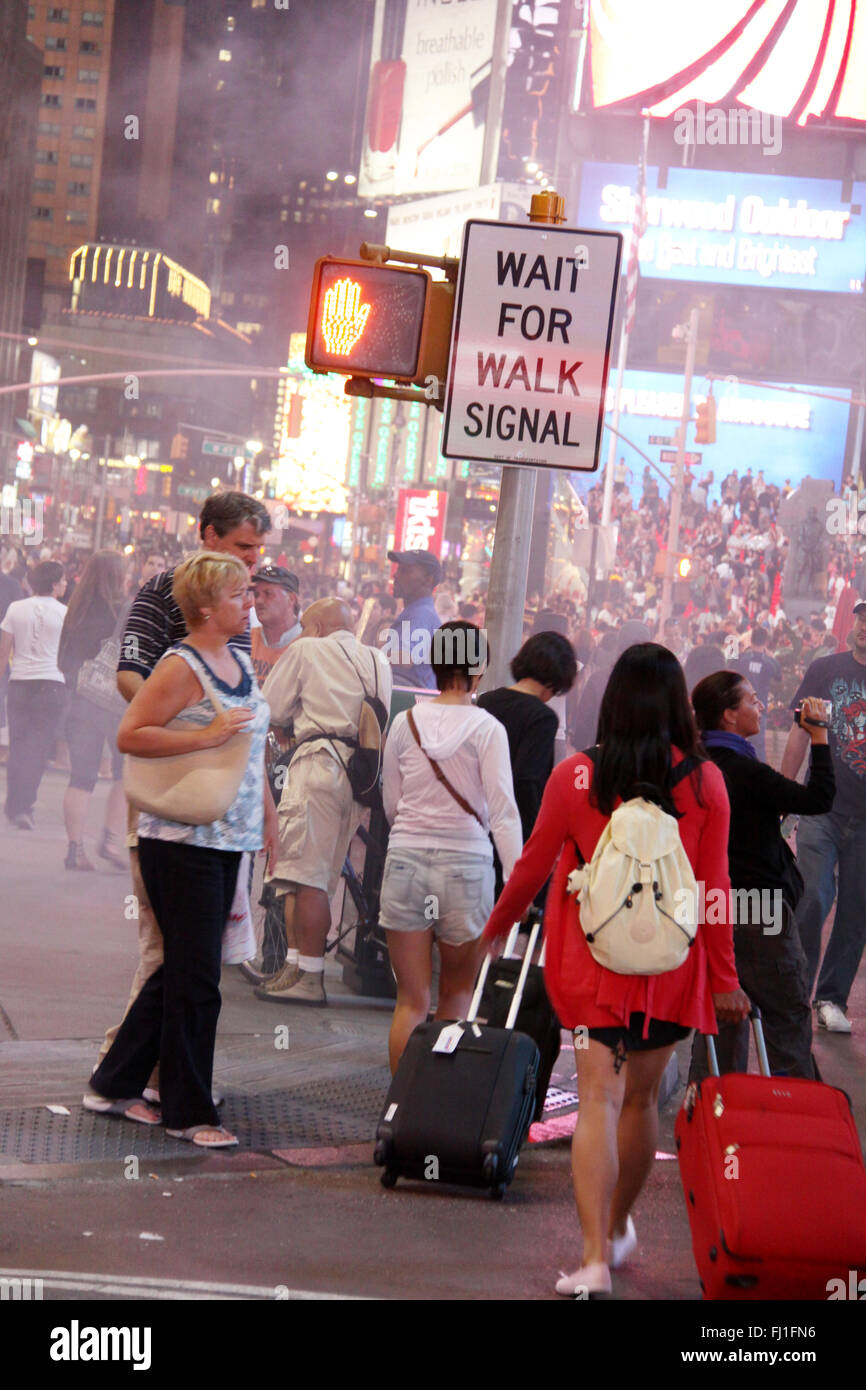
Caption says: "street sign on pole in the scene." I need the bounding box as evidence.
[442,220,622,471]
[659,449,702,466]
[648,434,676,446]
[202,439,238,458]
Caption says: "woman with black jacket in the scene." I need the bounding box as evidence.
[57,550,129,870]
[690,672,835,1078]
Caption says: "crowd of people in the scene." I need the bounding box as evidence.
[1,469,865,1295]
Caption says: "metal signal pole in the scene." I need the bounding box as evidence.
[658,306,699,631]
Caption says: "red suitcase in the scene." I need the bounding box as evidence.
[675,1011,866,1300]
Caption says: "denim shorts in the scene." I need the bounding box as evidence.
[379,846,495,946]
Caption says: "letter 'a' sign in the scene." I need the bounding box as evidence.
[442,221,622,471]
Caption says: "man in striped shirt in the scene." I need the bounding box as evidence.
[93,493,272,1110]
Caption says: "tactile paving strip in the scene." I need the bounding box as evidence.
[0,1067,395,1164]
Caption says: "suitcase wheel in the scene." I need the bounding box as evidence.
[380,1168,398,1189]
[490,1183,507,1202]
[482,1153,499,1183]
[373,1138,388,1168]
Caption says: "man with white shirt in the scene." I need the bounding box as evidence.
[259,598,392,1006]
[0,560,66,828]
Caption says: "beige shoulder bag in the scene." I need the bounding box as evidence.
[123,648,253,826]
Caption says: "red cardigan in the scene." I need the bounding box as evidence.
[483,750,739,1036]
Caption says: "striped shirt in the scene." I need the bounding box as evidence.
[117,567,251,679]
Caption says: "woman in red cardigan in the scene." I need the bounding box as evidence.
[483,643,750,1298]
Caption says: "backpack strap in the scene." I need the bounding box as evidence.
[406,708,485,828]
[572,748,698,864]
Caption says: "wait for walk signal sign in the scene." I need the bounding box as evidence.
[442,221,622,472]
[305,256,451,388]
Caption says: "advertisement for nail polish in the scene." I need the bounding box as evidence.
[359,0,500,198]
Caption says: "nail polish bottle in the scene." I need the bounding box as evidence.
[362,0,407,184]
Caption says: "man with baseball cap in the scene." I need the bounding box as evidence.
[381,549,442,690]
[782,598,866,1032]
[250,565,301,684]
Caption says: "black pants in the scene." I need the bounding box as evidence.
[91,839,241,1129]
[4,679,67,819]
[689,902,817,1081]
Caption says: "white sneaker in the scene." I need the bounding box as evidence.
[609,1215,638,1268]
[816,1001,852,1034]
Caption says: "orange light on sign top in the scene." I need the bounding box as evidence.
[320,276,372,356]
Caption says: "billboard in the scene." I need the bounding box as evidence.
[588,0,866,126]
[578,164,866,294]
[359,0,500,198]
[394,487,448,556]
[600,368,852,498]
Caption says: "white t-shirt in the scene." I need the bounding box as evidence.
[1,595,66,682]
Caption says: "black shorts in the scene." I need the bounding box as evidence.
[588,1012,691,1065]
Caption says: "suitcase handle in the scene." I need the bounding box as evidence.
[706,1007,770,1078]
[467,918,542,1027]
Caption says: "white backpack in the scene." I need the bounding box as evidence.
[566,756,700,976]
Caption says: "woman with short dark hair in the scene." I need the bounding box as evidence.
[483,643,748,1298]
[380,621,522,1072]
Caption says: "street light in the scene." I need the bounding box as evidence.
[244,439,263,455]
[210,476,221,488]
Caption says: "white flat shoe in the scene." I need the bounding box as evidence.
[609,1215,638,1268]
[554,1261,612,1298]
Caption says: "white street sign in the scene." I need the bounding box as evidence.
[442,220,622,472]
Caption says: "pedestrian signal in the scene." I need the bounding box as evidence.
[695,395,716,445]
[305,256,452,388]
[677,555,692,579]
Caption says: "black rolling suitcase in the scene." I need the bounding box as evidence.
[475,922,561,1121]
[374,922,541,1199]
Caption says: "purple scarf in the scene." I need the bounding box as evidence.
[702,729,758,760]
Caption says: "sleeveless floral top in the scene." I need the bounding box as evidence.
[136,643,270,851]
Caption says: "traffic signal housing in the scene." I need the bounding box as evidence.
[170,432,189,460]
[305,256,453,389]
[695,394,717,444]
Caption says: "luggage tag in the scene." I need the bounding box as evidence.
[432,1023,465,1054]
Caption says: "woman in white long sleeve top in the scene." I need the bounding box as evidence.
[381,621,523,1072]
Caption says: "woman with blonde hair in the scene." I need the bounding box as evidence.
[85,553,277,1145]
[57,548,129,869]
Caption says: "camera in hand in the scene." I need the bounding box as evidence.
[792,704,830,729]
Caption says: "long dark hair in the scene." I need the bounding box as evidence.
[59,549,125,648]
[590,643,705,817]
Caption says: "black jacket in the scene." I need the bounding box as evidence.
[705,742,835,908]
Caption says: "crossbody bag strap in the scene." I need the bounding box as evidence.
[406,707,485,828]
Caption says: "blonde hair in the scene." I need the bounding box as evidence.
[172,551,249,627]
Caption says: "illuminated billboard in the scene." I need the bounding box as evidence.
[578,164,866,294]
[588,0,866,126]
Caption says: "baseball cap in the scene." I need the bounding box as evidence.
[387,549,442,584]
[253,564,299,594]
[853,600,866,615]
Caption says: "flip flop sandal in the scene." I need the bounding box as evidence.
[82,1093,162,1126]
[165,1125,239,1149]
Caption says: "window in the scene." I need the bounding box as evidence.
[69,152,93,167]
[33,179,56,193]
[78,69,100,83]
[74,98,97,111]
[82,10,105,24]
[44,65,65,78]
[279,210,288,222]
[45,36,67,51]
[35,150,59,164]
[41,94,62,108]
[252,0,266,8]
[32,207,53,221]
[28,5,36,18]
[47,7,70,20]
[219,49,232,61]
[37,121,61,134]
[206,198,221,215]
[72,125,95,139]
[68,181,89,196]
[65,210,88,224]
[79,41,100,54]
[236,323,262,336]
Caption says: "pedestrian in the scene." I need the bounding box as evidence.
[56,549,129,870]
[727,626,782,761]
[477,629,577,896]
[782,600,866,1033]
[96,492,272,1097]
[256,598,392,1006]
[0,559,67,829]
[381,549,442,689]
[85,552,275,1145]
[380,621,522,1071]
[482,643,748,1297]
[248,564,301,685]
[690,673,834,1078]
